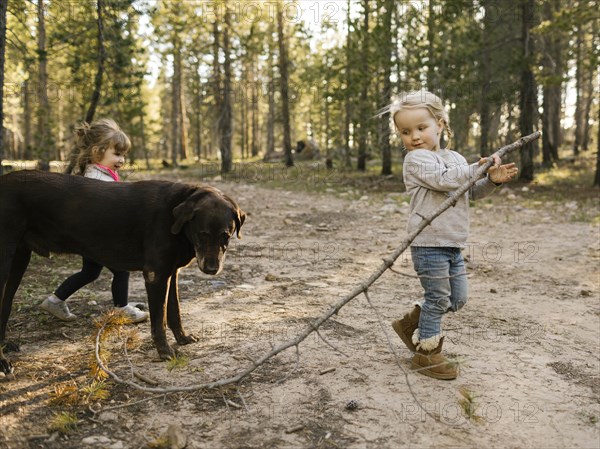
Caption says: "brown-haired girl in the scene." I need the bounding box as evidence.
[40,119,148,323]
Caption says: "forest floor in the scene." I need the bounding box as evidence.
[1,158,599,449]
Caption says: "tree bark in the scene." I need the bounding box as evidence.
[240,63,247,159]
[266,36,275,155]
[36,0,52,171]
[212,21,221,160]
[594,106,600,186]
[572,25,582,156]
[343,0,353,168]
[177,46,188,161]
[0,0,7,176]
[540,0,562,167]
[518,0,537,182]
[251,55,259,157]
[171,40,181,167]
[479,0,493,155]
[220,5,233,173]
[277,2,293,167]
[357,0,370,171]
[193,56,202,160]
[426,0,437,90]
[380,0,393,175]
[64,0,106,174]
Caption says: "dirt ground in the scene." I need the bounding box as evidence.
[1,165,599,449]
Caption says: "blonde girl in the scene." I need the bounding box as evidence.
[389,91,518,379]
[40,119,148,323]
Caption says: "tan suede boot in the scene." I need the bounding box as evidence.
[411,336,458,380]
[391,304,421,352]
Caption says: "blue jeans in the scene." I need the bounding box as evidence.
[411,246,468,340]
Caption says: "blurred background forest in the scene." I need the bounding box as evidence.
[0,0,598,183]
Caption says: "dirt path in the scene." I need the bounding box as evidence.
[1,173,599,448]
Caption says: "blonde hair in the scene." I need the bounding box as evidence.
[74,118,131,174]
[385,90,454,147]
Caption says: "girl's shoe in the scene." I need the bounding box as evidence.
[40,296,77,321]
[391,304,421,352]
[411,336,458,380]
[114,305,149,323]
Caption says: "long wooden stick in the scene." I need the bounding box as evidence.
[96,132,541,393]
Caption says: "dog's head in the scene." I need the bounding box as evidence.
[171,187,246,275]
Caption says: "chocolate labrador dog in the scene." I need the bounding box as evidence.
[0,170,245,372]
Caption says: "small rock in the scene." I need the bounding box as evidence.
[265,274,278,282]
[81,436,112,445]
[166,424,187,449]
[98,411,118,422]
[359,195,369,201]
[379,204,401,213]
[88,300,98,306]
[346,399,359,410]
[490,288,498,294]
[521,186,530,192]
[580,290,592,297]
[108,442,124,449]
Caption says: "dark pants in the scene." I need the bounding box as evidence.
[55,257,129,307]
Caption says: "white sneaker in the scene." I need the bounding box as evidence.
[114,305,149,323]
[40,296,77,321]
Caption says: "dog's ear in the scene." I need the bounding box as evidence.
[171,201,195,234]
[223,193,246,239]
[171,189,211,234]
[234,208,246,239]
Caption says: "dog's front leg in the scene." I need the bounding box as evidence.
[144,270,175,360]
[167,269,199,345]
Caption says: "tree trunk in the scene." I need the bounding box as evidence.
[65,0,106,174]
[0,0,7,176]
[194,57,202,160]
[380,0,393,175]
[36,0,52,171]
[324,89,331,166]
[178,46,188,161]
[343,0,353,168]
[212,21,221,160]
[518,0,536,182]
[479,0,494,155]
[241,66,247,159]
[277,2,293,167]
[171,40,181,167]
[140,110,150,170]
[581,45,595,153]
[572,26,582,156]
[594,106,600,186]
[220,6,233,173]
[23,78,32,159]
[266,39,275,155]
[540,0,561,167]
[426,0,437,90]
[357,0,370,171]
[251,55,259,157]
